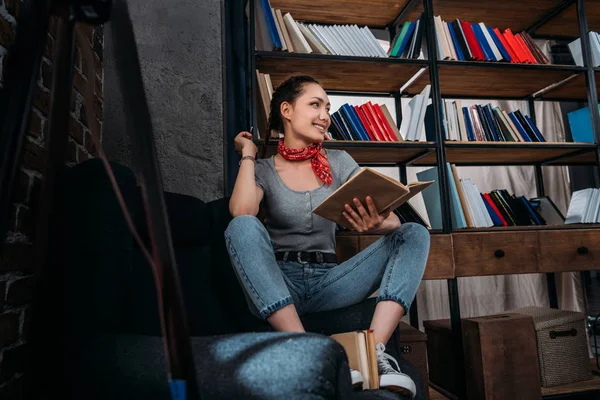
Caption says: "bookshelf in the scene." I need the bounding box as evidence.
[238,0,600,398]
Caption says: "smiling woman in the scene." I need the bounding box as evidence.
[226,75,430,398]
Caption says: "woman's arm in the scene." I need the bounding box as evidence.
[229,132,264,217]
[368,212,400,235]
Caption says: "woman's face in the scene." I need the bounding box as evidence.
[282,83,331,145]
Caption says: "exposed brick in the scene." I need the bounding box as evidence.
[83,25,94,44]
[94,95,103,120]
[93,26,103,60]
[11,170,30,204]
[71,89,77,112]
[48,16,57,38]
[5,0,23,17]
[0,313,19,346]
[84,132,97,155]
[22,308,30,338]
[0,244,33,272]
[34,89,51,116]
[0,16,14,46]
[77,147,89,163]
[6,277,34,306]
[0,281,6,310]
[40,60,52,91]
[67,140,77,164]
[95,73,103,100]
[43,34,54,60]
[27,112,43,138]
[73,45,81,72]
[14,205,33,239]
[69,116,84,144]
[28,176,41,210]
[22,141,45,172]
[73,71,87,96]
[79,103,88,127]
[0,344,27,382]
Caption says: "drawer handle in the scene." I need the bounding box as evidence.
[577,246,589,255]
[494,249,505,258]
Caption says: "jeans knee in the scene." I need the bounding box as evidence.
[398,222,430,249]
[225,215,262,238]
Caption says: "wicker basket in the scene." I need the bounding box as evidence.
[509,306,592,387]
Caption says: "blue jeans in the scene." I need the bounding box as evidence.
[224,215,430,320]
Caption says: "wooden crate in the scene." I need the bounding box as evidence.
[424,314,542,400]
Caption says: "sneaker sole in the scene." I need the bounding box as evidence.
[380,375,416,398]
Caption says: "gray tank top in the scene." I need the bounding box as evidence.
[255,149,361,253]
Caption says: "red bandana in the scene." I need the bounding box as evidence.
[277,141,333,186]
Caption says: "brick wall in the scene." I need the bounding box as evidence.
[0,0,103,397]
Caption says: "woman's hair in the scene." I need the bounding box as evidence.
[266,75,321,136]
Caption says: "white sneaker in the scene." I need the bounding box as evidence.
[376,343,416,398]
[350,368,363,389]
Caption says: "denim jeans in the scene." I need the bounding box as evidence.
[224,215,430,320]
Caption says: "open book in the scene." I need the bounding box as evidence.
[312,167,433,229]
[330,330,379,390]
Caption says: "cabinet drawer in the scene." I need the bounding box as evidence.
[358,233,453,280]
[453,232,540,277]
[335,235,359,263]
[539,230,600,272]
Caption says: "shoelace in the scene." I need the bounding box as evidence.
[376,344,401,375]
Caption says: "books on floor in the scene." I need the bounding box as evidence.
[330,330,379,390]
[565,188,600,224]
[433,17,550,64]
[312,167,433,229]
[435,101,546,142]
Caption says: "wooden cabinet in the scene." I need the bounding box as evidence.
[453,231,540,277]
[539,230,600,273]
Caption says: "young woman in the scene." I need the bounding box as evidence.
[225,75,429,398]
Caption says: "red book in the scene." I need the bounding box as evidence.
[493,27,518,63]
[460,21,485,61]
[354,105,376,141]
[483,193,509,226]
[364,102,390,141]
[373,104,398,141]
[359,104,385,141]
[515,33,537,64]
[503,29,528,63]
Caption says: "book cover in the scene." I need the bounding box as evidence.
[312,167,433,228]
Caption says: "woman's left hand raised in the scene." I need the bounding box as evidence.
[343,196,391,233]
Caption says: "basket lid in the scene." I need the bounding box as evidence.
[508,306,585,330]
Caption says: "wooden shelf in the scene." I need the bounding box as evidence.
[541,360,600,397]
[259,139,438,165]
[455,223,600,233]
[255,52,428,93]
[443,141,598,165]
[403,0,572,34]
[269,0,409,27]
[538,70,600,101]
[535,0,600,38]
[405,61,584,99]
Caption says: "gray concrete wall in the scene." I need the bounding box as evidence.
[103,0,224,201]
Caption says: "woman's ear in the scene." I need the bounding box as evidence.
[280,101,293,122]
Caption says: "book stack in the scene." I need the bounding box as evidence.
[330,330,379,390]
[565,188,600,224]
[568,31,600,67]
[251,0,387,57]
[432,101,546,142]
[433,17,550,64]
[417,163,558,229]
[329,102,402,142]
[388,13,425,59]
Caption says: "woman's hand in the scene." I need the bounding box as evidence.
[343,196,392,233]
[234,131,258,156]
